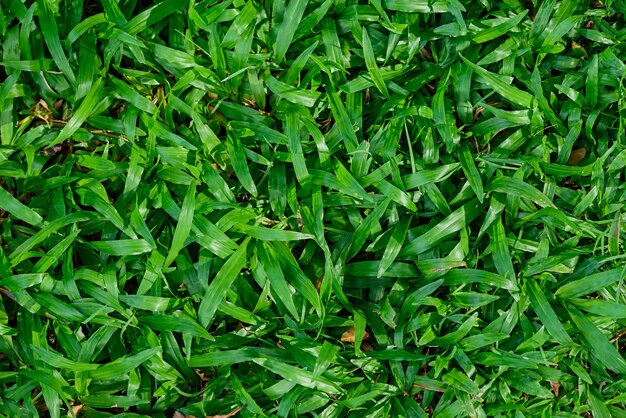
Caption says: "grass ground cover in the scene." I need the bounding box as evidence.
[1,0,626,416]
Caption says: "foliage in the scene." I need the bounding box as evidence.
[1,0,626,416]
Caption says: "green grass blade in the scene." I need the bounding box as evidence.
[488,176,556,209]
[362,28,388,97]
[37,0,75,84]
[198,238,250,327]
[90,240,153,256]
[273,0,308,64]
[257,242,299,318]
[52,78,104,147]
[488,219,515,282]
[526,280,572,344]
[458,143,484,203]
[399,199,483,257]
[378,216,410,278]
[253,358,341,394]
[471,11,527,44]
[164,182,196,266]
[556,268,626,299]
[226,131,258,197]
[460,54,533,108]
[444,269,518,291]
[568,306,626,373]
[0,186,43,226]
[286,111,309,183]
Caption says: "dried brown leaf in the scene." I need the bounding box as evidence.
[341,326,370,343]
[67,404,84,417]
[550,381,560,397]
[206,405,245,418]
[567,148,586,166]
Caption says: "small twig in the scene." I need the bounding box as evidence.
[0,287,15,301]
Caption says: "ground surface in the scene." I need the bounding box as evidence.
[1,0,626,417]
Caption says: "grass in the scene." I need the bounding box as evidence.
[1,0,626,416]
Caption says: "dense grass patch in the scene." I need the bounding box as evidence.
[1,0,626,416]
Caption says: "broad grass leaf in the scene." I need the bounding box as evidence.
[384,0,449,12]
[444,269,518,291]
[0,186,43,226]
[138,315,212,339]
[346,198,390,261]
[488,176,556,209]
[253,358,341,394]
[399,199,483,257]
[362,28,388,97]
[326,85,358,153]
[568,306,626,373]
[458,143,483,203]
[9,212,96,267]
[526,280,572,344]
[460,54,533,108]
[570,299,626,319]
[235,224,314,241]
[165,182,196,266]
[89,348,161,380]
[378,217,410,278]
[433,69,460,151]
[488,219,515,281]
[256,242,299,318]
[269,241,322,315]
[273,0,308,64]
[226,131,258,197]
[286,111,309,183]
[37,0,75,84]
[198,239,250,328]
[556,268,626,299]
[52,78,104,147]
[91,240,152,256]
[189,347,290,368]
[471,11,528,44]
[221,0,257,49]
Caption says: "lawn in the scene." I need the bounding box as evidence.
[1,0,626,417]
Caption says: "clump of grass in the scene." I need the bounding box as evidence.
[1,1,626,417]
